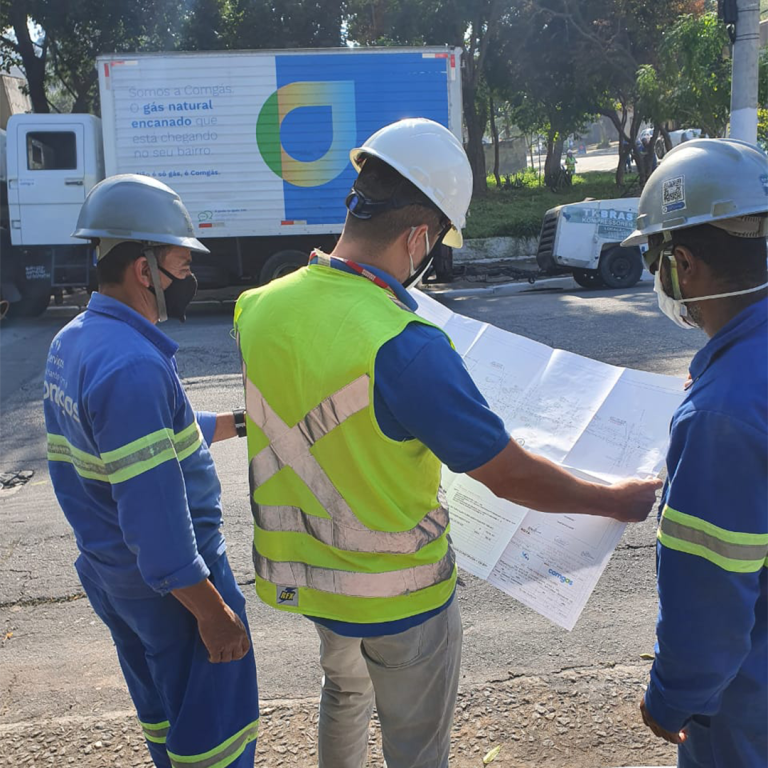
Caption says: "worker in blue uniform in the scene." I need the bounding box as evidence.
[623,139,768,768]
[43,174,259,768]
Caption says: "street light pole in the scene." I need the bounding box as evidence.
[729,0,760,144]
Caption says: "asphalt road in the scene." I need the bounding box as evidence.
[0,281,704,733]
[526,143,623,175]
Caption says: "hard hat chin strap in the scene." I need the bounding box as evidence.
[144,247,168,323]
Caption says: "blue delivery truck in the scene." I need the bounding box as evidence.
[0,47,463,316]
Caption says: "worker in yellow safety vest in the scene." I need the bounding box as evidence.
[234,118,661,768]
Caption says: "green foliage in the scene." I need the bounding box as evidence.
[637,12,731,137]
[466,171,632,239]
[2,0,345,114]
[758,108,768,151]
[484,167,542,189]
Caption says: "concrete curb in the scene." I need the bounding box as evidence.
[426,272,653,300]
[454,236,539,264]
[426,275,576,298]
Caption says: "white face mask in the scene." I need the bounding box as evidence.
[654,255,768,330]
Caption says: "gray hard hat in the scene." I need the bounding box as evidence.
[622,138,768,248]
[72,174,209,258]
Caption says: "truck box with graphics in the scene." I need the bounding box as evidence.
[536,198,645,289]
[97,48,463,283]
[1,47,462,315]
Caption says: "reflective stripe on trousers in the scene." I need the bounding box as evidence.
[245,372,449,556]
[167,719,259,768]
[140,719,170,744]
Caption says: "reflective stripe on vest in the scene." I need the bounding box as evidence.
[252,547,456,598]
[245,372,450,555]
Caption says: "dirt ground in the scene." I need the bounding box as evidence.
[0,663,676,768]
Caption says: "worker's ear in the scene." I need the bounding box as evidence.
[133,255,153,290]
[671,245,699,290]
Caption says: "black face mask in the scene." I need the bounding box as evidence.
[153,266,198,322]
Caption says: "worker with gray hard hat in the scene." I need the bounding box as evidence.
[622,139,767,768]
[73,173,210,322]
[43,174,260,768]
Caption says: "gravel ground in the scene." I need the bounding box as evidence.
[0,664,675,768]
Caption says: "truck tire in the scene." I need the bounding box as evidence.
[598,246,643,289]
[431,244,453,283]
[5,293,51,319]
[191,264,229,289]
[259,250,309,284]
[572,269,605,289]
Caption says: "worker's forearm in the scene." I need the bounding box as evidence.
[210,412,237,443]
[469,440,611,517]
[505,449,609,516]
[172,577,229,623]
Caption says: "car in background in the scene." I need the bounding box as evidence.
[656,128,704,159]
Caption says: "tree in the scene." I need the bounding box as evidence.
[345,0,504,197]
[1,0,184,114]
[1,0,345,114]
[222,0,345,49]
[535,0,706,184]
[637,12,731,139]
[0,0,49,112]
[486,1,597,188]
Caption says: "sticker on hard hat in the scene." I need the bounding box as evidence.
[761,175,768,196]
[662,176,686,214]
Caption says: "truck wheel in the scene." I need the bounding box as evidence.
[191,264,229,289]
[259,250,309,284]
[598,246,643,289]
[432,244,453,283]
[5,293,51,319]
[572,269,605,289]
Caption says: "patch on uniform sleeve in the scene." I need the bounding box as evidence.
[662,176,686,214]
[277,586,299,606]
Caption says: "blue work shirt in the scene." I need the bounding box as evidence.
[308,256,509,637]
[44,292,226,599]
[646,297,768,766]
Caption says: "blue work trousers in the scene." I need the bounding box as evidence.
[678,714,768,768]
[79,553,259,768]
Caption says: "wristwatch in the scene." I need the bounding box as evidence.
[233,409,247,438]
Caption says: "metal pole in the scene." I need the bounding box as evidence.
[729,0,760,144]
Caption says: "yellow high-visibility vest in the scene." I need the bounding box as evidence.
[234,258,456,623]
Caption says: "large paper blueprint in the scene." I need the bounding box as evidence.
[413,289,685,630]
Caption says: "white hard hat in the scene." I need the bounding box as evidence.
[350,118,473,248]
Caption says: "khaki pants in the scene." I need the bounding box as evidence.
[314,598,462,768]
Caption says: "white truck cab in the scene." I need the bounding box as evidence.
[7,114,104,246]
[536,197,645,289]
[1,115,103,316]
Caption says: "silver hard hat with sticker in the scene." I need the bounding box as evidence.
[622,139,768,249]
[73,173,209,260]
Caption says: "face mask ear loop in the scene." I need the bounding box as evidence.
[144,247,168,323]
[407,227,419,277]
